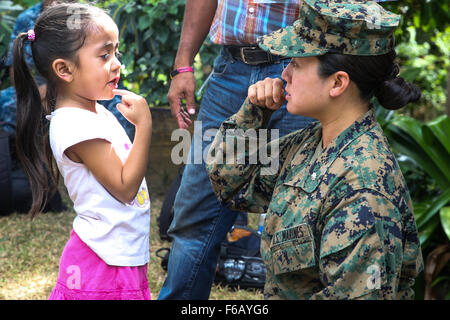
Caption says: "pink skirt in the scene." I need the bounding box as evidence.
[49,230,151,300]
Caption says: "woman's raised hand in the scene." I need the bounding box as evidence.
[248,77,286,110]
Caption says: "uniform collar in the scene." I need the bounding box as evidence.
[283,107,377,192]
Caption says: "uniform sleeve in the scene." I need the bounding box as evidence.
[310,189,407,300]
[206,98,298,213]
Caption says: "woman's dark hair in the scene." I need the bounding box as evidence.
[317,50,421,110]
[12,2,109,218]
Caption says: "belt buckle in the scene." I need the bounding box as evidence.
[240,46,263,65]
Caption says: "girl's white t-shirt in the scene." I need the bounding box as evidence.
[48,104,150,266]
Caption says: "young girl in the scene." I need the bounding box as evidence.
[13,3,152,300]
[206,0,423,299]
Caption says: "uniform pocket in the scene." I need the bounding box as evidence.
[270,223,316,275]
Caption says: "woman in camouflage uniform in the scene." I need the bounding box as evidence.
[206,0,423,300]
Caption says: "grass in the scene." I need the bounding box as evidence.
[0,187,263,300]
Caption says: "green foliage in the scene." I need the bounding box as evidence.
[0,1,24,84]
[11,0,40,7]
[383,113,450,299]
[384,114,450,247]
[381,0,450,121]
[100,0,219,106]
[395,26,450,120]
[1,0,43,87]
[383,0,450,43]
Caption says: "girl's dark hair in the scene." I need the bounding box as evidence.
[317,50,421,110]
[13,2,109,218]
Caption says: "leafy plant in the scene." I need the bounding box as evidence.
[382,0,450,121]
[385,115,450,245]
[395,26,450,120]
[383,0,450,43]
[11,0,40,7]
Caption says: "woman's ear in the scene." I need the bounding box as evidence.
[329,71,350,98]
[52,59,74,83]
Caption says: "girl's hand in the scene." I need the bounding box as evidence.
[113,89,151,128]
[248,77,285,110]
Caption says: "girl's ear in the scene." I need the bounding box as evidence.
[329,71,350,98]
[52,58,74,83]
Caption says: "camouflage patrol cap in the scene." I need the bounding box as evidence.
[258,0,400,57]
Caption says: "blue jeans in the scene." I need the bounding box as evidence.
[158,48,315,300]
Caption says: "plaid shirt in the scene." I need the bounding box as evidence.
[209,0,300,45]
[208,0,396,45]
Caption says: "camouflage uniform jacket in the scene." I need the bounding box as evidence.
[206,98,424,300]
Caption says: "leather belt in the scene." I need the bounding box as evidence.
[225,45,287,65]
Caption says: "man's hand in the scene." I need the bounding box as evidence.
[167,72,196,129]
[38,84,47,102]
[248,77,286,110]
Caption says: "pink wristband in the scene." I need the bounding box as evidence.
[170,66,194,79]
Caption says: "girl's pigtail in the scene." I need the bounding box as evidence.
[13,32,51,218]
